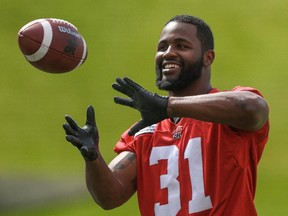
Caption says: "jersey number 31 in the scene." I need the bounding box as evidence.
[150,137,213,216]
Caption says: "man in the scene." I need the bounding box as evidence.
[63,15,269,215]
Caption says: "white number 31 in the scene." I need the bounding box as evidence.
[150,137,213,216]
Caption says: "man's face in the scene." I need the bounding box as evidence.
[155,22,204,91]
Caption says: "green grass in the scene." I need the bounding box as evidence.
[3,195,140,216]
[1,0,288,215]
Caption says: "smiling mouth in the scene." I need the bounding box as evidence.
[162,63,181,75]
[163,63,180,70]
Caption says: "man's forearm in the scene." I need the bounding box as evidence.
[85,151,137,210]
[85,155,125,210]
[167,91,268,131]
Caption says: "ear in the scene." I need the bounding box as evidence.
[203,50,215,66]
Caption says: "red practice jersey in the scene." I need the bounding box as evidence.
[114,87,269,216]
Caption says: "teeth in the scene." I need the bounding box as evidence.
[164,64,179,69]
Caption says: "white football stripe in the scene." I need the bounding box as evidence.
[25,20,53,62]
[19,18,44,33]
[74,36,87,69]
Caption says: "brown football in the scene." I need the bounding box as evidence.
[18,18,88,73]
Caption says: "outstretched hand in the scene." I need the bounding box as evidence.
[63,105,99,161]
[112,77,169,136]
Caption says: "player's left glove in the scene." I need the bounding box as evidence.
[112,77,169,136]
[63,105,99,161]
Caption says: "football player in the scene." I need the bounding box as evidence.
[63,15,269,215]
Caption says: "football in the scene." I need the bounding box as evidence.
[17,18,88,73]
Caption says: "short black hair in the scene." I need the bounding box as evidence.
[166,15,214,52]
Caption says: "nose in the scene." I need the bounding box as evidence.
[162,46,177,58]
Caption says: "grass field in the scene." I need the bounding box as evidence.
[1,0,288,215]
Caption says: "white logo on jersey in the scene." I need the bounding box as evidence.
[172,126,183,139]
[134,124,157,138]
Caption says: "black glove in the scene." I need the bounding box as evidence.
[63,105,99,161]
[112,77,169,136]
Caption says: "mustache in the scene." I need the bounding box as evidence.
[155,57,204,91]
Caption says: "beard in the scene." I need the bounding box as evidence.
[156,57,204,91]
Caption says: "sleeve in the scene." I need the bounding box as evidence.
[232,86,265,97]
[113,124,157,155]
[232,85,269,131]
[231,86,270,158]
[113,129,136,154]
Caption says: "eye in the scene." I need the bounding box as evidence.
[177,43,188,49]
[157,43,168,52]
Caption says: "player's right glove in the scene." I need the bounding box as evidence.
[112,77,169,136]
[63,105,99,161]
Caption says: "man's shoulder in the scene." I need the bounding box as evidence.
[213,86,264,97]
[134,124,157,138]
[231,86,264,97]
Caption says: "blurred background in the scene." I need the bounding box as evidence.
[1,0,287,215]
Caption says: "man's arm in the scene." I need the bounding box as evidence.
[113,77,269,134]
[63,106,137,209]
[85,151,137,210]
[167,91,269,131]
